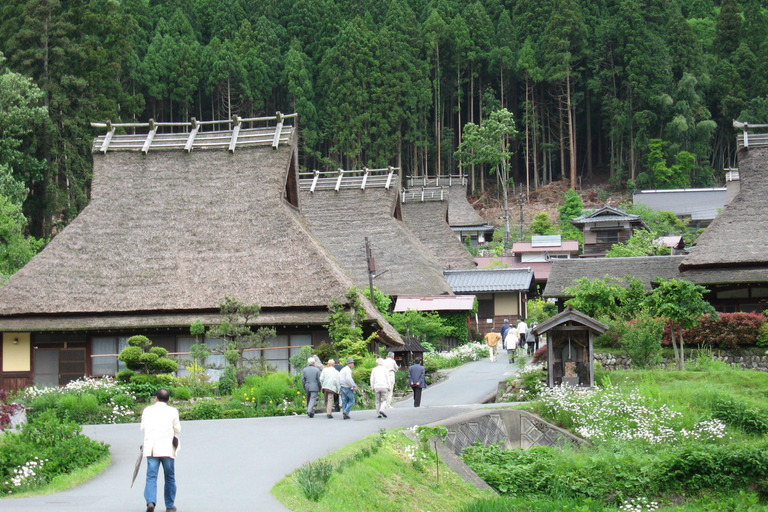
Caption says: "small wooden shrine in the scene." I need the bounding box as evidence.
[533,305,608,388]
[388,337,428,368]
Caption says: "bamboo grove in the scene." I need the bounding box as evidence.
[0,0,765,239]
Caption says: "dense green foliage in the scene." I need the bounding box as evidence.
[464,366,768,510]
[1,410,109,495]
[0,0,760,248]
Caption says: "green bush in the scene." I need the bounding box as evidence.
[352,365,373,388]
[172,386,191,401]
[111,392,135,407]
[116,369,135,383]
[56,394,100,424]
[0,410,109,495]
[217,365,237,396]
[709,395,768,436]
[619,316,664,369]
[423,357,439,375]
[188,400,224,420]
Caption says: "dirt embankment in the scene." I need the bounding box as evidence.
[469,180,630,228]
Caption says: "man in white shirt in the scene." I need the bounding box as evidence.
[381,352,399,408]
[339,357,358,420]
[141,388,181,512]
[516,318,528,344]
[370,358,391,418]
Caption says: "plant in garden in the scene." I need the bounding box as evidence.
[205,297,276,372]
[526,298,557,324]
[425,342,489,369]
[1,410,109,495]
[294,460,334,502]
[535,384,727,445]
[619,316,665,369]
[644,278,715,370]
[387,309,456,345]
[118,335,178,376]
[325,288,376,360]
[0,388,23,431]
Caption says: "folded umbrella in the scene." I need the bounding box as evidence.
[130,445,143,488]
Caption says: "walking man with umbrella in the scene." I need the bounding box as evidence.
[140,388,181,512]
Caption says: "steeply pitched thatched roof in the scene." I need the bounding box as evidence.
[0,129,403,345]
[543,256,686,298]
[680,146,768,272]
[298,182,453,297]
[447,183,487,227]
[401,199,477,270]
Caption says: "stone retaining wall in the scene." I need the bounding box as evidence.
[594,351,768,371]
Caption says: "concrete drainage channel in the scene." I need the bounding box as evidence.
[409,408,585,493]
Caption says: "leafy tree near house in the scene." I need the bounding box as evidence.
[564,274,646,322]
[325,288,376,361]
[529,212,556,236]
[606,229,672,257]
[205,297,276,372]
[118,335,178,375]
[643,278,715,370]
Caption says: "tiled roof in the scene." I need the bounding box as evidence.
[444,268,535,293]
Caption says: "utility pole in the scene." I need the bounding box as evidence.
[365,237,376,304]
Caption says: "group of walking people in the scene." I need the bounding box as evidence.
[484,318,539,363]
[301,352,428,420]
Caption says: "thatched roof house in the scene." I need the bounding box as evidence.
[677,144,768,312]
[0,116,402,390]
[406,176,493,246]
[571,204,648,256]
[299,169,453,296]
[543,256,686,300]
[400,187,477,270]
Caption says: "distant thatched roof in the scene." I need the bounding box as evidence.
[447,183,487,227]
[401,199,477,270]
[543,256,686,298]
[680,146,768,273]
[298,183,453,296]
[0,129,402,345]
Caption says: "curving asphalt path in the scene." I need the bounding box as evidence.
[2,356,518,512]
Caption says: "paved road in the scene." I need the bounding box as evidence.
[2,356,518,512]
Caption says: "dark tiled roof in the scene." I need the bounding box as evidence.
[445,268,535,293]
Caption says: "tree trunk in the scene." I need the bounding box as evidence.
[567,73,577,190]
[586,88,594,178]
[679,328,686,371]
[670,323,681,371]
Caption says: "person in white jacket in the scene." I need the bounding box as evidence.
[141,388,181,512]
[319,359,341,419]
[381,352,399,408]
[370,358,391,418]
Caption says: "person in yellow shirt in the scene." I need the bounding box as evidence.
[484,331,501,362]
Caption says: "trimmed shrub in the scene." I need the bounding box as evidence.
[172,387,191,401]
[663,312,766,349]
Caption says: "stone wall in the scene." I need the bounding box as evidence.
[431,408,585,456]
[594,351,768,371]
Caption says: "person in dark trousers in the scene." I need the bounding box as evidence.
[526,322,539,355]
[500,319,510,343]
[333,359,344,412]
[301,358,321,418]
[407,358,428,407]
[141,388,180,512]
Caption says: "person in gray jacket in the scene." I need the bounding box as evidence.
[301,358,321,418]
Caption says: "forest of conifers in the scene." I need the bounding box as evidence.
[0,0,766,242]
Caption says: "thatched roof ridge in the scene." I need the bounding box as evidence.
[298,186,453,296]
[401,200,477,270]
[0,142,359,316]
[447,184,487,227]
[543,256,686,298]
[680,146,768,270]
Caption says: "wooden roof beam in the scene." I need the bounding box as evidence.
[100,120,114,153]
[228,115,241,152]
[142,119,156,154]
[272,111,283,150]
[185,118,199,152]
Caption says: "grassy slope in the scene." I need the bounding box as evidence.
[272,431,493,512]
[2,453,111,499]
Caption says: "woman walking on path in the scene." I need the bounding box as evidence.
[504,326,519,364]
[370,358,391,418]
[407,358,428,407]
[319,359,340,419]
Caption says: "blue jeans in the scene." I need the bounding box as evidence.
[144,456,176,508]
[340,386,355,414]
